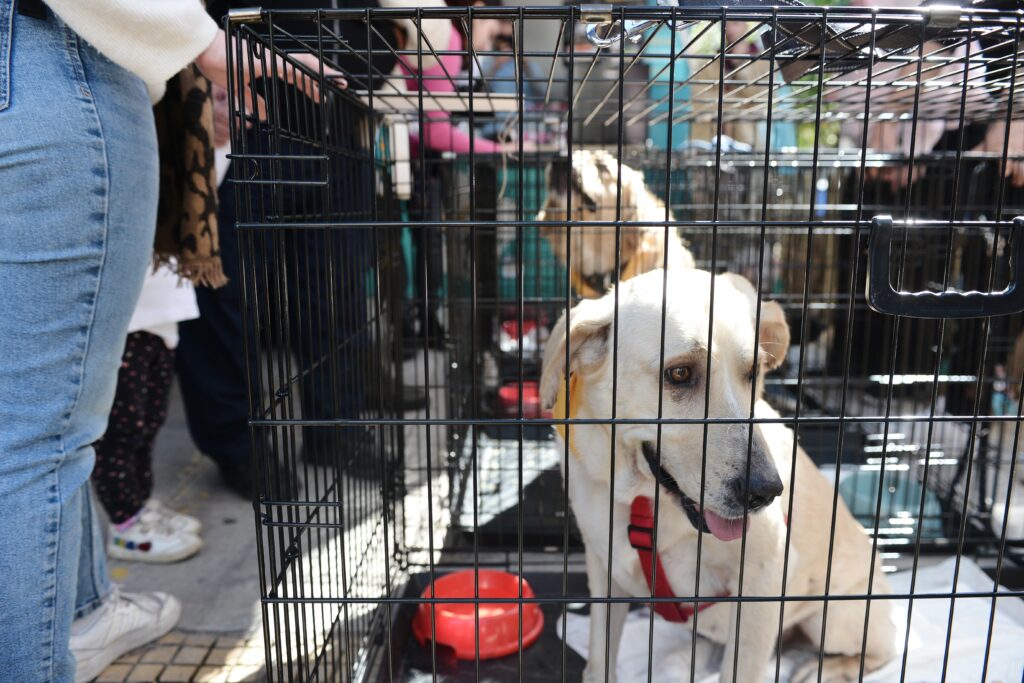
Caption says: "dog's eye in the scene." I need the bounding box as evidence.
[747,364,758,383]
[664,366,694,386]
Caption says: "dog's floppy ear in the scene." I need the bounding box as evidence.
[547,156,599,212]
[540,296,615,409]
[571,161,600,213]
[719,272,791,371]
[546,157,571,200]
[757,299,790,371]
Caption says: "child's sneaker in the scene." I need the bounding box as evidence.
[71,587,180,683]
[108,513,202,563]
[141,498,202,535]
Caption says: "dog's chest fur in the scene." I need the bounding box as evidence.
[559,416,798,641]
[561,441,775,624]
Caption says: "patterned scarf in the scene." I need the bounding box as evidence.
[152,64,227,288]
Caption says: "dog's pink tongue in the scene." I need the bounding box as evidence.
[703,510,750,542]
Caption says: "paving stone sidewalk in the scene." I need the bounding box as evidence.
[95,631,266,683]
[96,383,267,682]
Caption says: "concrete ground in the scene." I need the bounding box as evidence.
[97,382,268,682]
[94,347,453,683]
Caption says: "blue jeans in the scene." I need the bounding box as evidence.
[0,6,158,682]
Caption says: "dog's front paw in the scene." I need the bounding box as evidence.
[792,656,865,683]
[582,664,616,683]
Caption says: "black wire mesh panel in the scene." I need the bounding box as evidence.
[226,4,1024,683]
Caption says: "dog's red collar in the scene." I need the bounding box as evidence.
[628,495,726,623]
[629,496,789,622]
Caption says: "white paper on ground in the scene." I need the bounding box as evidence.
[215,145,231,187]
[557,557,1024,683]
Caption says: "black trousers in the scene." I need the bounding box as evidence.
[93,332,173,524]
[405,165,445,335]
[176,153,371,469]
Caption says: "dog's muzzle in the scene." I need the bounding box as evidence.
[640,442,711,534]
[580,269,617,296]
[640,441,783,536]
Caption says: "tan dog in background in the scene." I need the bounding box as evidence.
[537,150,695,298]
[540,268,897,683]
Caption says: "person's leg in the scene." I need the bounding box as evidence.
[95,331,200,562]
[423,223,445,338]
[295,228,371,444]
[137,332,175,504]
[0,10,158,682]
[176,176,253,486]
[104,337,201,562]
[285,113,373,469]
[410,224,427,333]
[93,334,150,524]
[407,171,445,346]
[133,334,203,533]
[74,486,111,621]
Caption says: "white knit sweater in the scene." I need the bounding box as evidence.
[45,0,219,102]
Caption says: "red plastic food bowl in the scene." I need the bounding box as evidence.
[411,570,544,660]
[497,381,548,418]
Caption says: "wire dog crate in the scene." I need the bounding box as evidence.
[227,4,1024,682]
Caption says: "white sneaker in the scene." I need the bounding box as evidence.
[71,588,181,683]
[141,498,202,535]
[108,513,202,563]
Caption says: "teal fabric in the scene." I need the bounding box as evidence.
[498,227,567,301]
[497,164,546,216]
[839,469,945,538]
[644,15,691,150]
[400,223,415,300]
[491,165,567,300]
[768,96,798,151]
[642,165,690,219]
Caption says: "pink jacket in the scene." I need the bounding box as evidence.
[399,27,502,154]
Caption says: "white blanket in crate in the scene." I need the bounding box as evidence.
[558,557,1024,683]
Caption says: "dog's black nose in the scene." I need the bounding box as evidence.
[730,467,784,512]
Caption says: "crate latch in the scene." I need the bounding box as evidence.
[580,4,614,25]
[228,7,264,24]
[581,3,690,50]
[926,5,963,29]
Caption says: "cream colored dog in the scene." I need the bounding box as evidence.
[537,150,695,298]
[540,268,897,683]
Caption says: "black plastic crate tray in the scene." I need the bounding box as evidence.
[376,571,589,683]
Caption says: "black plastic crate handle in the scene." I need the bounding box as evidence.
[867,215,1024,319]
